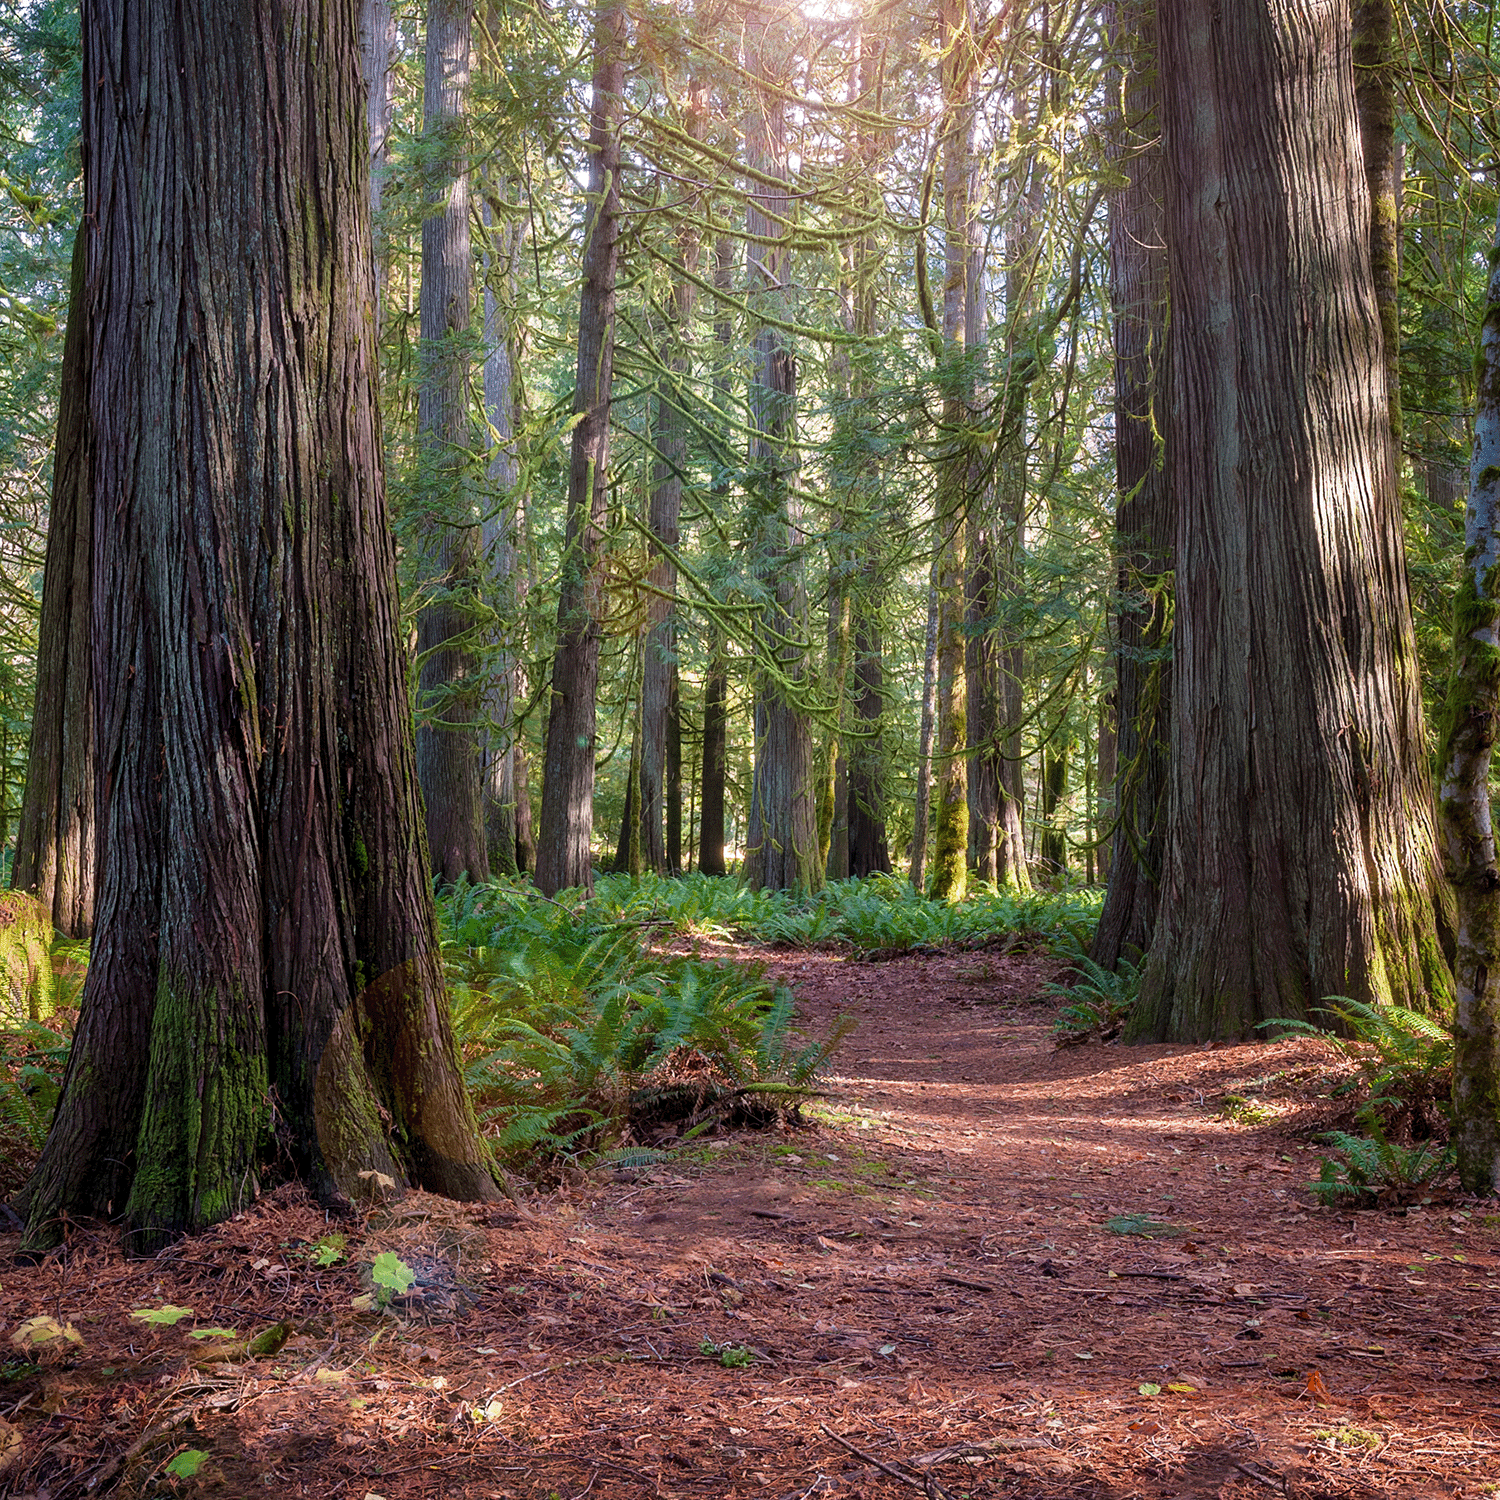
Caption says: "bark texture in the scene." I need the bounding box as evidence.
[361,0,395,333]
[929,0,974,905]
[698,642,728,875]
[1438,205,1500,1194]
[480,191,526,877]
[1092,0,1173,970]
[13,232,94,939]
[741,24,819,894]
[1135,0,1451,1041]
[414,0,488,886]
[22,0,498,1255]
[909,571,939,890]
[534,0,626,896]
[1354,0,1401,448]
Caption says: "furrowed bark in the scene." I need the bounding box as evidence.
[929,0,974,905]
[1135,0,1451,1041]
[13,231,95,939]
[1092,0,1173,970]
[1439,206,1500,1195]
[535,0,627,896]
[741,16,819,894]
[23,0,497,1256]
[910,570,939,891]
[414,0,489,886]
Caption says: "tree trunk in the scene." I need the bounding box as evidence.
[13,232,94,939]
[1134,0,1452,1041]
[414,0,488,886]
[665,665,682,874]
[1354,0,1401,450]
[1438,200,1500,1195]
[21,0,498,1255]
[848,600,892,877]
[910,569,939,890]
[740,27,819,894]
[1092,0,1173,970]
[698,641,728,875]
[641,87,705,878]
[929,0,974,905]
[362,0,396,335]
[480,188,526,878]
[534,0,626,897]
[612,714,643,878]
[1040,741,1070,879]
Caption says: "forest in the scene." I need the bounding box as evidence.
[1,0,1500,1495]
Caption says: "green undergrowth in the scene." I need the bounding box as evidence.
[0,936,85,1196]
[578,869,1101,955]
[439,879,852,1168]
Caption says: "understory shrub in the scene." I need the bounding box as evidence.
[440,878,851,1165]
[582,870,1101,956]
[1262,996,1452,1143]
[1046,935,1142,1043]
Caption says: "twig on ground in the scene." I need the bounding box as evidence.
[819,1423,956,1499]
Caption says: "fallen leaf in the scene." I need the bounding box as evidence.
[1138,1383,1161,1396]
[1304,1369,1332,1401]
[10,1316,84,1359]
[0,1416,21,1473]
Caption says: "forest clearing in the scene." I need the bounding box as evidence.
[4,919,1499,1499]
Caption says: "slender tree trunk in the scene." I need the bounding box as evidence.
[741,21,819,894]
[1354,0,1401,449]
[1135,0,1452,1041]
[362,0,396,336]
[696,237,735,880]
[480,192,526,878]
[929,0,974,905]
[612,711,643,877]
[1438,200,1500,1195]
[13,232,94,939]
[698,640,728,875]
[1092,0,1173,970]
[415,0,488,886]
[1040,741,1071,879]
[534,0,626,896]
[847,601,892,877]
[665,665,682,874]
[22,0,498,1255]
[1096,688,1116,883]
[910,568,939,890]
[641,142,703,876]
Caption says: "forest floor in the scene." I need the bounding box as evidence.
[4,940,1500,1500]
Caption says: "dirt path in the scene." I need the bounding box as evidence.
[5,945,1499,1499]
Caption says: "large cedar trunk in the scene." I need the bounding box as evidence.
[534,0,627,896]
[21,0,498,1255]
[1091,0,1173,971]
[740,28,819,894]
[13,232,94,939]
[414,0,488,886]
[1134,0,1452,1041]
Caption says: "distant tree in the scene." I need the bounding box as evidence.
[1092,0,1172,971]
[414,0,489,885]
[20,0,498,1256]
[1439,197,1500,1195]
[535,0,627,896]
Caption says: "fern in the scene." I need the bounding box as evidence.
[1045,936,1142,1043]
[1310,1107,1455,1205]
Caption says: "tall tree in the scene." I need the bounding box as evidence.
[641,85,705,877]
[927,0,975,904]
[414,0,489,884]
[741,8,820,893]
[1133,0,1452,1041]
[362,0,396,333]
[479,180,527,877]
[1092,0,1173,970]
[535,0,627,896]
[1437,198,1500,1196]
[12,232,93,939]
[21,0,498,1256]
